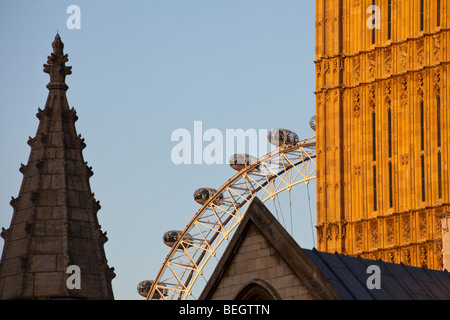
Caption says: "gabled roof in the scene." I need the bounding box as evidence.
[200,197,341,300]
[200,197,450,300]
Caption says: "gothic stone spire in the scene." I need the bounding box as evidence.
[43,33,72,91]
[0,35,115,299]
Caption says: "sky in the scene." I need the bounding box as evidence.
[0,1,316,300]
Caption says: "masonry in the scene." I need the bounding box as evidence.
[207,224,313,300]
[200,197,341,300]
[200,198,450,300]
[0,34,115,300]
[315,0,450,270]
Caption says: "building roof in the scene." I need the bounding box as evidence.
[304,248,450,300]
[201,197,450,300]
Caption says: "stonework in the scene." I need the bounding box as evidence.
[439,211,450,270]
[207,224,313,300]
[200,198,342,300]
[0,34,115,299]
[315,0,449,269]
[201,198,450,300]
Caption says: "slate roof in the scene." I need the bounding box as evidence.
[201,197,450,300]
[304,248,450,300]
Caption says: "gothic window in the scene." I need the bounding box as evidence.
[437,0,441,27]
[438,151,442,199]
[389,161,393,208]
[420,0,424,31]
[388,108,392,158]
[235,280,281,300]
[420,100,425,151]
[372,0,376,44]
[421,155,426,202]
[388,0,392,40]
[373,165,378,211]
[437,96,441,147]
[372,112,377,161]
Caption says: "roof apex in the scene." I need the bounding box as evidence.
[199,197,341,300]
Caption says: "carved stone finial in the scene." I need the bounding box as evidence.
[1,227,10,241]
[9,196,19,209]
[43,34,72,90]
[106,267,116,281]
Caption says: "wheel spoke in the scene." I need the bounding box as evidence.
[147,136,316,300]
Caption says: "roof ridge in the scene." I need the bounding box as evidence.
[310,249,357,300]
[379,260,416,300]
[421,266,450,299]
[400,263,436,300]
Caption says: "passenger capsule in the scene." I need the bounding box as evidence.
[193,188,224,205]
[229,154,258,171]
[137,280,168,299]
[309,115,316,131]
[268,129,299,147]
[163,230,194,249]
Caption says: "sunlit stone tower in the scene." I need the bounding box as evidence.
[0,34,115,299]
[315,0,449,269]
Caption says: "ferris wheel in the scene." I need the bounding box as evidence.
[139,120,317,300]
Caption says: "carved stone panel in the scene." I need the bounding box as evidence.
[369,220,378,248]
[354,223,363,252]
[418,211,428,240]
[386,217,395,246]
[401,214,411,244]
[384,48,392,76]
[433,34,441,64]
[416,38,424,67]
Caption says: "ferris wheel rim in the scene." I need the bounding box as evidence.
[147,135,316,300]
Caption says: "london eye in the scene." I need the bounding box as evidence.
[141,120,317,300]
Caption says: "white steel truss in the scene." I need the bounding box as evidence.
[147,136,316,300]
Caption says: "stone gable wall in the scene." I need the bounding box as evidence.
[210,225,313,300]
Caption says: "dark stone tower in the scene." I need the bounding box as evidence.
[0,34,115,299]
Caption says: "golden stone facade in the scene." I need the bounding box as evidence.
[315,0,449,269]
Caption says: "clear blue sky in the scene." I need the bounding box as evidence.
[0,1,316,299]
